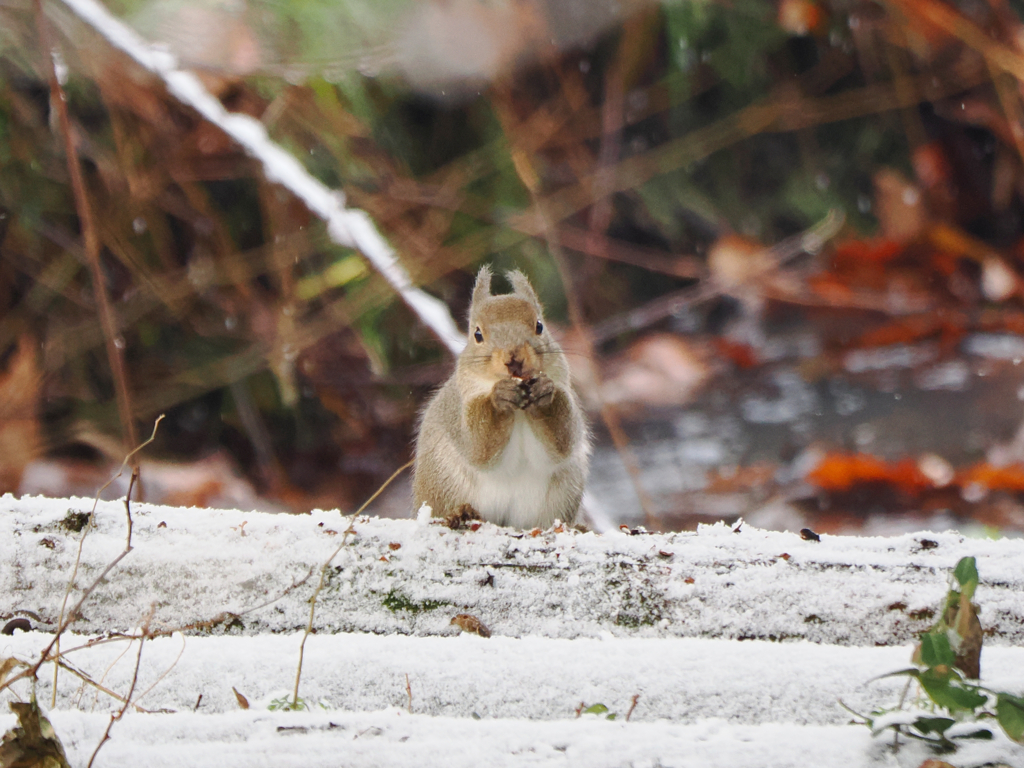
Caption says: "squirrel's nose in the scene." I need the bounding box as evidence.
[506,355,525,378]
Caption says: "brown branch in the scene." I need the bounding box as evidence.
[885,0,1024,81]
[625,693,640,722]
[509,56,986,239]
[0,417,163,703]
[52,562,316,656]
[0,550,137,700]
[0,420,315,713]
[589,209,846,343]
[47,416,163,705]
[34,0,138,457]
[51,658,154,714]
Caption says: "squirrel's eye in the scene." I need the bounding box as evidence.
[535,320,544,335]
[474,327,484,343]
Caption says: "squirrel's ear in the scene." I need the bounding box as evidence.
[507,270,540,308]
[471,265,493,308]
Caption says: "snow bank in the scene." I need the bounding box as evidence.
[15,631,1023,721]
[3,495,1023,644]
[5,708,1023,768]
[2,495,1023,767]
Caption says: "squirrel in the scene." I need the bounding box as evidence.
[413,266,590,528]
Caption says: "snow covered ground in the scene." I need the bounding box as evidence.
[2,494,1023,767]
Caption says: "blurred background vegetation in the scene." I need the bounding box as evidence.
[4,0,1024,534]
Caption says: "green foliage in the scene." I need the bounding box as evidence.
[57,511,91,534]
[381,588,447,614]
[663,0,784,92]
[268,695,309,711]
[918,633,955,669]
[850,557,1024,752]
[267,695,331,712]
[953,557,979,601]
[580,703,618,721]
[914,667,988,713]
[997,693,1024,742]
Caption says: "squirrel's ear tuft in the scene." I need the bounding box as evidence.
[507,270,540,308]
[471,265,493,308]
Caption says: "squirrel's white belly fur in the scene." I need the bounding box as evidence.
[469,412,556,528]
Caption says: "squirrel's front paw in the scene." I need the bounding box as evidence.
[492,377,527,412]
[524,374,555,410]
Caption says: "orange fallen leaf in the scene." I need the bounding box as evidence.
[955,462,1024,492]
[232,687,249,710]
[711,338,759,369]
[806,453,933,494]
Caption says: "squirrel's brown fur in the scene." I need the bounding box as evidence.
[413,266,590,528]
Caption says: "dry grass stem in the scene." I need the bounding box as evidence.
[85,605,154,768]
[291,459,414,708]
[625,693,640,722]
[47,416,164,706]
[34,0,138,457]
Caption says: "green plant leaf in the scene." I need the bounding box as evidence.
[918,671,987,712]
[583,704,609,715]
[950,557,974,593]
[872,668,921,683]
[919,632,956,668]
[954,727,994,740]
[997,693,1024,742]
[913,716,955,735]
[268,696,309,711]
[945,685,989,712]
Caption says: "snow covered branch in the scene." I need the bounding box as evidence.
[4,497,1023,645]
[54,0,465,355]
[3,497,1024,766]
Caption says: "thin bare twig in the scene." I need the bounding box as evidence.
[1,435,318,717]
[291,459,414,708]
[625,693,640,722]
[176,567,317,633]
[405,673,413,714]
[89,633,136,711]
[49,562,316,663]
[52,658,153,714]
[46,416,163,706]
[34,0,138,456]
[0,417,163,702]
[57,0,464,354]
[134,631,187,706]
[86,605,153,768]
[589,209,846,343]
[5,552,136,700]
[551,244,658,525]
